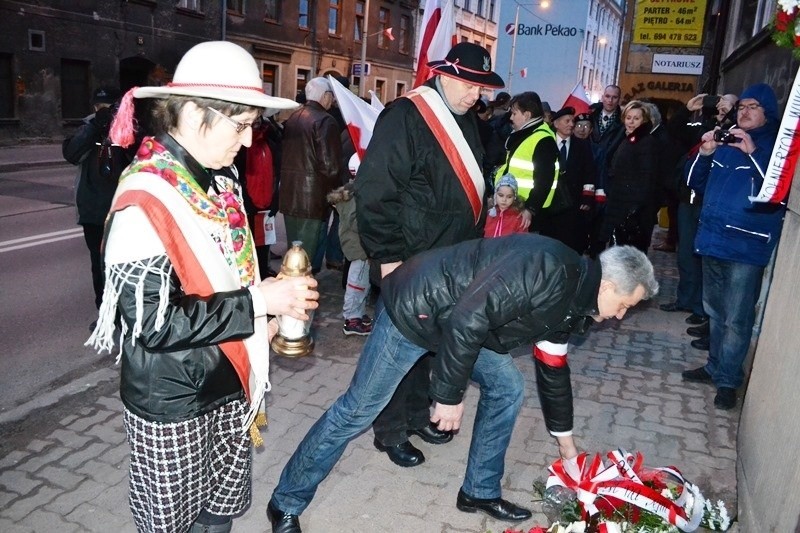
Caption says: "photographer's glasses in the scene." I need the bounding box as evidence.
[736,103,762,112]
[208,107,261,134]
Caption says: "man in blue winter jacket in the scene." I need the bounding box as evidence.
[681,83,785,410]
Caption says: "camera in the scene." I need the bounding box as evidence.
[703,95,721,109]
[714,129,739,144]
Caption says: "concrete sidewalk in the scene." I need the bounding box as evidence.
[0,144,66,173]
[0,238,739,533]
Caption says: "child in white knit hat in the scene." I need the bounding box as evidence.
[484,173,527,238]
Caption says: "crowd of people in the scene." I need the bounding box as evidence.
[69,39,785,533]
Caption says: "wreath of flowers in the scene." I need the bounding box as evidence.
[773,0,800,58]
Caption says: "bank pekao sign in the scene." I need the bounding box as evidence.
[651,54,704,75]
[495,0,589,104]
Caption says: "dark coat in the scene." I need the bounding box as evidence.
[687,120,784,266]
[601,123,659,244]
[354,79,485,264]
[382,234,600,433]
[115,136,253,422]
[279,100,342,220]
[589,105,625,193]
[62,108,130,226]
[539,135,597,253]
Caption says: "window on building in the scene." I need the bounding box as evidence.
[0,54,13,118]
[228,0,245,15]
[329,0,341,35]
[265,0,280,21]
[395,81,406,98]
[296,68,310,101]
[477,0,484,17]
[461,35,469,43]
[28,30,45,52]
[61,58,90,119]
[488,0,496,21]
[262,63,277,96]
[178,0,202,11]
[753,0,777,34]
[299,0,309,29]
[463,0,471,13]
[355,1,365,41]
[399,15,410,54]
[378,8,390,49]
[486,44,492,55]
[375,79,385,102]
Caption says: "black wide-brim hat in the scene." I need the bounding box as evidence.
[428,42,505,89]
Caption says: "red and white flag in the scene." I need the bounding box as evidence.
[413,0,456,88]
[383,28,395,41]
[368,90,385,112]
[562,82,591,115]
[520,67,528,79]
[328,75,380,160]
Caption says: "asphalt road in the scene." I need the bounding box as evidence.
[0,163,112,419]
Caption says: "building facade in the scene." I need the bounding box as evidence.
[581,0,625,102]
[0,0,223,145]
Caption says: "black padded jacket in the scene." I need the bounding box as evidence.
[381,234,601,433]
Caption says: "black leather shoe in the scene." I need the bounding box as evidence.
[267,501,301,533]
[409,423,453,445]
[456,489,532,522]
[714,387,737,410]
[687,322,710,337]
[685,313,708,325]
[659,302,691,312]
[691,337,710,351]
[374,438,424,467]
[682,366,712,383]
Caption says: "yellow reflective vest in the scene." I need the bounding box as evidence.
[495,123,559,208]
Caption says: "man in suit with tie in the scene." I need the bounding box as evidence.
[539,106,598,253]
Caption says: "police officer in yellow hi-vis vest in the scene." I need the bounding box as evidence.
[494,91,559,230]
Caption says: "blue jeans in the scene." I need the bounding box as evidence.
[270,309,524,514]
[702,257,763,389]
[675,202,704,316]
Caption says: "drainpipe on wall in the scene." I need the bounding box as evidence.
[221,0,227,40]
[707,0,730,94]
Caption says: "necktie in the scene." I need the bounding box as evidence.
[559,139,568,166]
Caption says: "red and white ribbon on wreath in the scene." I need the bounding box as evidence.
[546,449,705,532]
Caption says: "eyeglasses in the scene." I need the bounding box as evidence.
[737,103,762,112]
[575,123,591,129]
[208,107,261,134]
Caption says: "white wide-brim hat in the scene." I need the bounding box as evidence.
[134,41,299,114]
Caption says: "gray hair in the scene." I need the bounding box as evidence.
[305,77,332,103]
[644,102,661,129]
[599,245,659,299]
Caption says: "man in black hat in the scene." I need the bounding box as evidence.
[267,43,513,533]
[539,106,597,253]
[352,42,502,473]
[62,86,129,318]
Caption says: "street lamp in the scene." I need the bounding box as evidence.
[507,1,551,94]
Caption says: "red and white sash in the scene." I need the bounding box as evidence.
[404,85,485,222]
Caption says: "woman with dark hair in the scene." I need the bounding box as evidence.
[494,91,559,230]
[87,41,319,533]
[599,100,659,253]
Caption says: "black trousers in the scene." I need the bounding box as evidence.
[372,352,434,446]
[82,223,105,309]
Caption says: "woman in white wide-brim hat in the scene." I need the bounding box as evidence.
[86,41,319,533]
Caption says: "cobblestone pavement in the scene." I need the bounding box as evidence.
[0,232,739,532]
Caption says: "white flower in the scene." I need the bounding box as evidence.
[779,0,800,14]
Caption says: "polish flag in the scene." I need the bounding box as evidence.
[383,28,395,41]
[413,0,456,88]
[562,82,591,115]
[368,90,385,112]
[328,75,380,160]
[520,67,528,79]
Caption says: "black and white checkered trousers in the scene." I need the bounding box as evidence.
[123,399,252,533]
